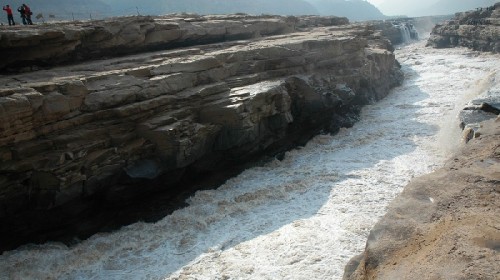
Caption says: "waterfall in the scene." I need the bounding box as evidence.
[394,22,419,44]
[400,24,412,43]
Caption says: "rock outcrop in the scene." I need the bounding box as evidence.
[0,15,402,252]
[460,91,500,142]
[426,2,500,53]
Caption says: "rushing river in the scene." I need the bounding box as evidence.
[1,41,499,280]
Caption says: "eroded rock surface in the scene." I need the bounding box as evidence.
[0,15,402,252]
[427,3,500,53]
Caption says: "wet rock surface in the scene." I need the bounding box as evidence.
[427,3,500,53]
[0,15,402,252]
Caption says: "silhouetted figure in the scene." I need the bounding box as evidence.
[2,5,15,25]
[22,4,32,25]
[17,5,26,25]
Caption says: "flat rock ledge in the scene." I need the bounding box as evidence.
[426,3,500,53]
[0,14,348,72]
[0,15,402,252]
[344,114,500,279]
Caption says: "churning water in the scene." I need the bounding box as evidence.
[1,42,499,280]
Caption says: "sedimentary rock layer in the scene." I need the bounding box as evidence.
[427,3,500,53]
[0,14,348,72]
[0,15,402,251]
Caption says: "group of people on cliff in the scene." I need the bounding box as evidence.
[2,3,32,26]
[465,4,497,26]
[478,5,496,12]
[466,18,490,26]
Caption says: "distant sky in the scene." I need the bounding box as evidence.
[366,0,439,16]
[366,0,384,6]
[367,0,497,16]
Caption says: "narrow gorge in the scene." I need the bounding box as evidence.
[0,15,403,252]
[1,6,498,280]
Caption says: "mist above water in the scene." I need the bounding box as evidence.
[0,42,498,280]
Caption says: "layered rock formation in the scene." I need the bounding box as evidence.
[0,15,402,251]
[0,14,348,72]
[426,3,500,53]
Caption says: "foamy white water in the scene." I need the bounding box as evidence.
[1,42,499,280]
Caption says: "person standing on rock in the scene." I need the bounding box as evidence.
[2,5,15,25]
[17,5,26,25]
[23,4,32,25]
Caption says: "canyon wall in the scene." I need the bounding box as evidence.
[427,3,500,53]
[0,15,403,252]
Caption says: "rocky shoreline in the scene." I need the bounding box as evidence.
[344,114,500,279]
[427,3,500,53]
[0,15,404,252]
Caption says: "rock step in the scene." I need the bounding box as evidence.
[0,14,348,72]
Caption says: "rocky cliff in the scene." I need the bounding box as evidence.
[0,15,403,252]
[426,2,500,53]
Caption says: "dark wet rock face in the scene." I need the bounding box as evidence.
[0,15,402,252]
[427,3,500,53]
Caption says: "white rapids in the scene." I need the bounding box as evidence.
[1,42,499,280]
